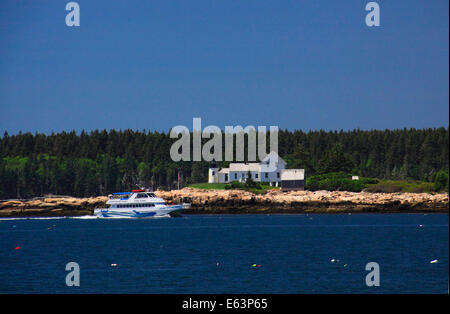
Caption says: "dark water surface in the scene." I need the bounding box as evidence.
[0,214,448,293]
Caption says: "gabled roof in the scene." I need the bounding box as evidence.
[209,151,286,174]
[218,168,230,174]
[260,151,286,165]
[229,163,260,172]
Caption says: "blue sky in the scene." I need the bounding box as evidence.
[0,0,448,134]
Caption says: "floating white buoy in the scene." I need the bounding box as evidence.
[111,263,118,267]
[330,259,340,263]
[430,260,438,264]
[419,225,424,228]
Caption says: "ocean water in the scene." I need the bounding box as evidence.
[0,214,448,294]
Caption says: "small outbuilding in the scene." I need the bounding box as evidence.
[281,169,305,191]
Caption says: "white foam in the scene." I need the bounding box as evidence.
[0,216,67,221]
[69,215,99,219]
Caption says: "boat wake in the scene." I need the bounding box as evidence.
[0,216,68,221]
[0,214,173,221]
[69,215,99,219]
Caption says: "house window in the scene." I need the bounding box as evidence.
[255,173,258,179]
[242,173,245,178]
[234,173,237,179]
[212,171,215,175]
[265,173,268,178]
[277,172,280,178]
[225,174,228,181]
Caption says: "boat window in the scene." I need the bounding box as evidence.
[136,193,149,198]
[146,193,156,198]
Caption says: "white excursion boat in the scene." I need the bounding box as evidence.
[94,189,184,218]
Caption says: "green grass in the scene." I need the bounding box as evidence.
[365,180,435,193]
[188,183,228,190]
[189,179,438,194]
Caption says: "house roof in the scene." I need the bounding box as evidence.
[229,163,260,172]
[218,168,230,174]
[261,151,286,165]
[281,169,305,180]
[210,151,286,173]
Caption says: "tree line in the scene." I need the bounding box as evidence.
[0,127,448,199]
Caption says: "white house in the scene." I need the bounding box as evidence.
[208,151,286,186]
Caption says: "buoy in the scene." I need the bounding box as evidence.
[251,264,261,267]
[216,262,220,266]
[344,264,348,267]
[14,246,20,250]
[330,259,339,263]
[430,260,438,264]
[111,263,118,267]
[419,225,424,228]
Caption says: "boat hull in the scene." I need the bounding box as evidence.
[94,205,183,218]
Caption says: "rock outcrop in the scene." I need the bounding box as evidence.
[0,188,448,217]
[157,188,449,214]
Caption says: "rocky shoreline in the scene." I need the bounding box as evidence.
[0,188,448,217]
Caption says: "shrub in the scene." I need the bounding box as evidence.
[225,181,246,190]
[434,170,449,192]
[364,180,435,193]
[306,172,378,192]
